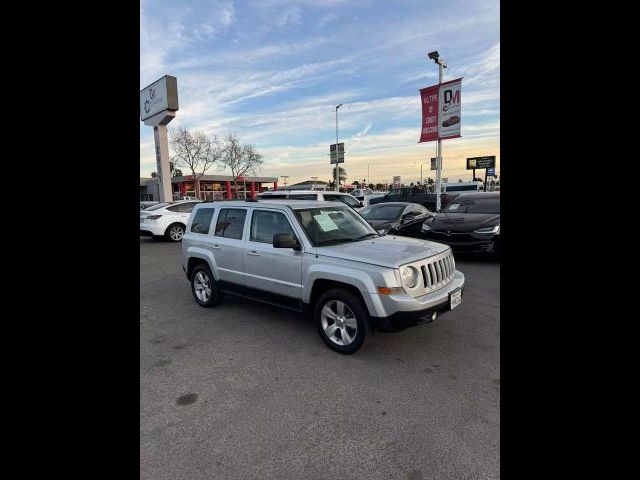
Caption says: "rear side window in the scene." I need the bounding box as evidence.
[258,193,288,199]
[288,194,318,200]
[325,194,360,208]
[250,210,295,244]
[190,208,215,234]
[215,209,247,240]
[167,202,197,213]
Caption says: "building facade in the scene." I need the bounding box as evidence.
[140,175,279,201]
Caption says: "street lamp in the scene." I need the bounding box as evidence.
[281,175,289,189]
[427,50,447,212]
[334,104,343,192]
[415,161,429,185]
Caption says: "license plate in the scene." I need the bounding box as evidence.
[449,288,462,310]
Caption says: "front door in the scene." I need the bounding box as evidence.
[244,208,303,301]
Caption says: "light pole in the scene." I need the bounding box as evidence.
[281,175,289,189]
[310,176,318,190]
[428,51,447,211]
[334,104,343,191]
[416,161,429,185]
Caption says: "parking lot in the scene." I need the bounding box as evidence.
[140,238,500,480]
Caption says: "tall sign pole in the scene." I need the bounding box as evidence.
[140,75,179,203]
[435,61,444,212]
[334,104,343,191]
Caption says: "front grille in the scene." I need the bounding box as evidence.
[414,250,455,295]
[429,231,475,243]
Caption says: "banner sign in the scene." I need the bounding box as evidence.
[430,157,437,170]
[419,77,462,142]
[330,143,345,164]
[467,156,496,169]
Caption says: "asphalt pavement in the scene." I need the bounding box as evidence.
[140,238,500,480]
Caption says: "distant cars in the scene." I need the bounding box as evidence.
[369,186,457,211]
[140,200,202,241]
[442,116,460,127]
[359,202,431,237]
[257,190,364,210]
[420,192,500,255]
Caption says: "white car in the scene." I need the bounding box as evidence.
[257,190,364,210]
[140,200,201,241]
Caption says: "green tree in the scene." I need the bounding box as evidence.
[151,162,183,178]
[331,166,347,186]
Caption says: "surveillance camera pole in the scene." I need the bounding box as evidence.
[435,58,446,212]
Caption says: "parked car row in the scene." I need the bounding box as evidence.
[359,192,500,256]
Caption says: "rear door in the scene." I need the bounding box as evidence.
[211,208,249,287]
[244,208,303,303]
[166,201,199,223]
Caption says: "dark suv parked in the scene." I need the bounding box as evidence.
[368,186,457,211]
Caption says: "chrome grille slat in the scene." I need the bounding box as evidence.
[406,250,456,295]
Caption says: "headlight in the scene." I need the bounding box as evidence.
[421,224,431,231]
[474,225,499,234]
[400,266,419,288]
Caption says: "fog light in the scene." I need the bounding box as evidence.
[431,311,438,321]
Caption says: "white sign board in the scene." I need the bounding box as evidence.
[140,75,178,121]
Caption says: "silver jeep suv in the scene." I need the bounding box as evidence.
[181,199,465,354]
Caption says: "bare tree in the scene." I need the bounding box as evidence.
[170,127,221,198]
[219,133,264,198]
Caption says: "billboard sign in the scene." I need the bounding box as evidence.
[419,78,462,143]
[329,143,345,164]
[466,156,496,170]
[140,75,179,121]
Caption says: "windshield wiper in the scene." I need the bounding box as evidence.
[353,233,379,240]
[316,238,357,246]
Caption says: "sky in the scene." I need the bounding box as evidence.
[140,0,499,186]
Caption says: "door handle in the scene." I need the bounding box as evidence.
[246,250,260,256]
[211,244,221,249]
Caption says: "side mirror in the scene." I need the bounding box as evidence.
[273,233,301,251]
[358,201,364,208]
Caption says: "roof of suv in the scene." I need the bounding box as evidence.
[194,199,348,210]
[258,190,351,196]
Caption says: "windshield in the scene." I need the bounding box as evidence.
[442,196,500,214]
[294,206,378,246]
[144,202,170,211]
[359,204,405,220]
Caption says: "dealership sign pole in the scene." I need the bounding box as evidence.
[140,75,179,203]
[420,53,462,211]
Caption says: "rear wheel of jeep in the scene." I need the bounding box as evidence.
[315,289,368,354]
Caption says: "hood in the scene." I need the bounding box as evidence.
[314,235,450,268]
[425,213,500,232]
[366,219,399,229]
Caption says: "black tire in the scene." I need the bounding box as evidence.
[314,288,368,354]
[165,223,186,242]
[190,264,222,308]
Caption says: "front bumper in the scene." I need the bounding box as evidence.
[420,232,499,253]
[367,270,465,325]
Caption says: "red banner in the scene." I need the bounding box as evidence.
[419,84,440,142]
[419,78,463,143]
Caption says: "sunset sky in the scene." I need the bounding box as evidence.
[140,0,499,186]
